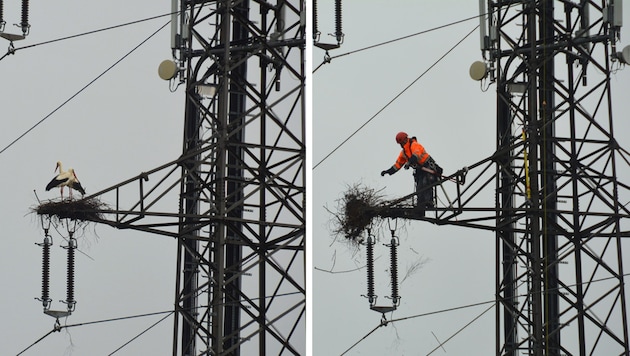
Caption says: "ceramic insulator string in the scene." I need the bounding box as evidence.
[20,0,29,34]
[41,237,51,310]
[0,0,5,31]
[366,233,375,305]
[334,0,343,44]
[66,237,76,311]
[389,236,400,306]
[313,0,319,41]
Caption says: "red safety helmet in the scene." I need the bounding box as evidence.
[395,132,408,144]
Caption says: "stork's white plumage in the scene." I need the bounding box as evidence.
[45,161,86,199]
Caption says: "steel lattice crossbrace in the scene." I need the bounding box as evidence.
[352,1,630,355]
[483,2,628,355]
[171,1,306,354]
[62,1,306,355]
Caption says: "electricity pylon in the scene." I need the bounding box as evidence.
[483,2,628,354]
[73,1,306,355]
[378,1,630,355]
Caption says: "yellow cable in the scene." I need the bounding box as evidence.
[522,130,531,200]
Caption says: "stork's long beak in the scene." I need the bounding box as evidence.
[54,162,59,173]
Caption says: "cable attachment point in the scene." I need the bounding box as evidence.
[380,313,389,327]
[324,50,331,64]
[7,41,15,55]
[54,318,62,332]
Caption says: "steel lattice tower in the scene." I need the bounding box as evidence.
[376,1,629,355]
[75,1,305,355]
[486,1,628,354]
[172,1,306,354]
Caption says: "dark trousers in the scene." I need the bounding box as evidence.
[413,157,442,208]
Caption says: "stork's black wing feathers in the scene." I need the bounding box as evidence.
[45,177,69,191]
[71,181,86,195]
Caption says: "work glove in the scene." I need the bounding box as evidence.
[408,154,419,166]
[381,166,397,176]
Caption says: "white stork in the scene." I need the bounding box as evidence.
[45,161,86,199]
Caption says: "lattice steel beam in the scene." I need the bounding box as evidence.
[58,1,306,355]
[368,1,630,355]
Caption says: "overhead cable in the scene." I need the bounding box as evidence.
[313,13,485,74]
[15,309,174,355]
[424,303,494,356]
[1,11,173,60]
[338,271,630,355]
[0,20,170,157]
[16,289,303,355]
[107,311,174,355]
[313,25,479,170]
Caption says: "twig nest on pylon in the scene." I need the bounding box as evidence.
[330,184,384,242]
[34,197,108,223]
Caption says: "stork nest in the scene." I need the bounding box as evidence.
[34,197,109,222]
[329,184,387,242]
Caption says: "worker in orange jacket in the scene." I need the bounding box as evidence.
[381,132,442,209]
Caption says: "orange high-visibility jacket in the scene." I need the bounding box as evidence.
[394,137,429,170]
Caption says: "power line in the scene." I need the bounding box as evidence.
[339,299,495,355]
[16,290,304,355]
[313,25,479,170]
[107,311,174,355]
[339,324,382,356]
[313,13,484,74]
[1,12,173,59]
[15,309,173,355]
[16,329,58,356]
[0,20,170,158]
[425,303,494,356]
[338,271,630,354]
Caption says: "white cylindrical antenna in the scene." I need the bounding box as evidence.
[613,0,623,28]
[580,2,590,35]
[605,0,624,29]
[270,2,286,43]
[478,0,488,52]
[170,0,179,50]
[277,2,286,38]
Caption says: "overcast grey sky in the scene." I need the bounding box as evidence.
[2,1,630,355]
[2,1,309,355]
[1,1,183,354]
[313,1,630,355]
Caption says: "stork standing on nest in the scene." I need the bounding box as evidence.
[45,161,86,199]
